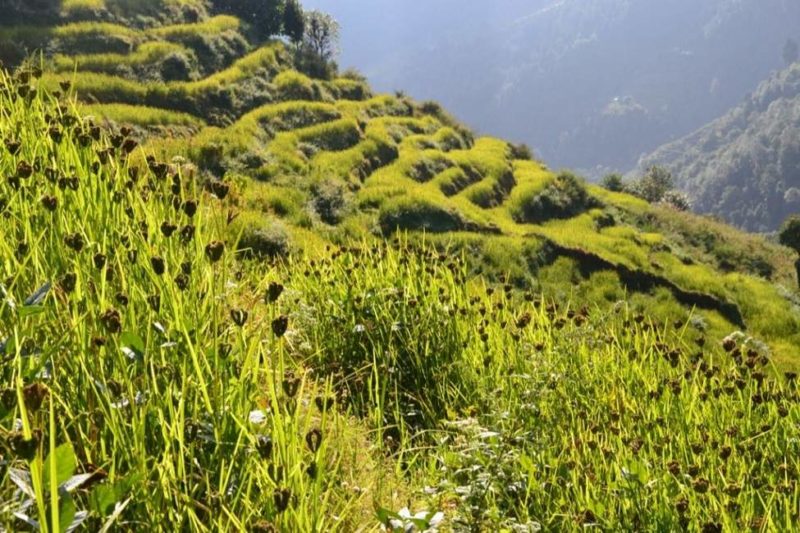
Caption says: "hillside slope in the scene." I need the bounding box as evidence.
[1,2,797,364]
[1,4,800,530]
[638,62,800,232]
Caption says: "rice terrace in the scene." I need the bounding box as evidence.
[0,0,799,531]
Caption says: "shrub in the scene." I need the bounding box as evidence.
[509,142,534,161]
[601,173,625,192]
[312,178,350,225]
[274,70,315,100]
[159,51,195,82]
[660,190,691,211]
[510,171,599,224]
[233,212,292,259]
[379,196,468,234]
[630,165,674,203]
[779,215,800,254]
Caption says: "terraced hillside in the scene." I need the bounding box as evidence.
[1,4,800,530]
[3,3,797,365]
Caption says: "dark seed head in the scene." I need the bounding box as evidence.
[272,315,289,338]
[100,308,122,334]
[205,241,225,263]
[59,272,77,293]
[273,488,291,513]
[230,308,248,327]
[701,522,722,533]
[150,256,165,276]
[160,222,177,238]
[16,161,33,179]
[22,383,48,411]
[251,520,277,533]
[7,430,42,461]
[180,224,195,243]
[305,428,322,453]
[41,195,58,211]
[256,435,273,460]
[93,253,107,270]
[692,478,710,494]
[209,181,229,200]
[64,233,85,252]
[282,376,300,398]
[0,388,16,411]
[182,199,197,217]
[174,273,189,291]
[266,282,285,303]
[306,461,318,479]
[122,138,138,154]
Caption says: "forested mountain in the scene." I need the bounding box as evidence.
[638,62,800,232]
[305,0,800,175]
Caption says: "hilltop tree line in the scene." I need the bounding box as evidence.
[207,0,341,78]
[601,166,691,212]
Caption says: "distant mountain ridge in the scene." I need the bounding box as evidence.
[638,62,800,232]
[306,0,800,174]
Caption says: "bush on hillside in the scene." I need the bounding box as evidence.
[660,189,691,211]
[601,172,625,192]
[233,212,292,259]
[630,165,675,203]
[159,52,195,82]
[510,142,534,161]
[312,178,350,225]
[510,171,599,224]
[779,215,800,254]
[379,197,469,234]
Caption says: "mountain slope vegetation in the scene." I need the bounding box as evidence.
[0,2,799,531]
[638,62,800,232]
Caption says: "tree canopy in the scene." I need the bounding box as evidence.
[779,215,800,254]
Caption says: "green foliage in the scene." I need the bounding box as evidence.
[639,63,800,231]
[630,165,674,203]
[296,9,339,79]
[601,172,625,192]
[210,0,284,40]
[283,0,305,44]
[510,171,598,224]
[779,215,800,254]
[232,211,293,258]
[2,7,800,531]
[0,74,380,530]
[378,196,488,234]
[311,179,350,225]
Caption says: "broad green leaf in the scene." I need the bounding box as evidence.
[90,472,142,515]
[120,331,145,359]
[19,305,45,318]
[90,483,119,516]
[59,493,77,533]
[375,507,400,526]
[44,443,77,489]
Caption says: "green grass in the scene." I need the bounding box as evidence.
[53,41,188,73]
[151,16,241,39]
[0,70,405,532]
[78,103,205,128]
[2,8,800,530]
